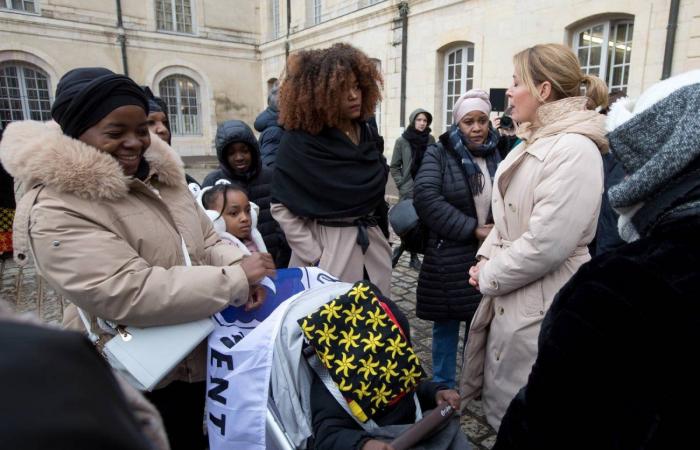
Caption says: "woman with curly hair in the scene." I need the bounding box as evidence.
[271,43,392,295]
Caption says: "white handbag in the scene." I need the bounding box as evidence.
[78,237,215,391]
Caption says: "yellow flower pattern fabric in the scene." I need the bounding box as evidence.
[299,282,426,423]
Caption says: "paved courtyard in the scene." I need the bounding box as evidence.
[1,247,497,449]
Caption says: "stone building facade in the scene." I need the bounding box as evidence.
[2,0,699,157]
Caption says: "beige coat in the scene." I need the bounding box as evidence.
[0,120,250,385]
[460,97,607,430]
[271,203,393,295]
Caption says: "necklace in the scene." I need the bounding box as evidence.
[343,124,359,144]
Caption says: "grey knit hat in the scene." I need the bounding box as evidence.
[607,72,700,208]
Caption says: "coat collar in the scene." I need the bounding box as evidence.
[516,96,608,155]
[0,120,185,200]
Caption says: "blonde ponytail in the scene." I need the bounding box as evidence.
[581,74,609,110]
[514,43,610,109]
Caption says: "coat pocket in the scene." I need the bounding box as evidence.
[521,278,546,318]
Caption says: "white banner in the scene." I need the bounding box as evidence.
[206,267,337,450]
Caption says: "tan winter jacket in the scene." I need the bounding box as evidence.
[460,97,607,430]
[0,120,250,385]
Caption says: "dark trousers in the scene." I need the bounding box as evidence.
[145,380,207,450]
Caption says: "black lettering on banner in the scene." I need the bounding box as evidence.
[209,411,226,436]
[208,376,229,404]
[210,348,234,370]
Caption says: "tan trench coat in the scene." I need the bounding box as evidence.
[271,203,393,295]
[0,120,250,385]
[460,97,607,430]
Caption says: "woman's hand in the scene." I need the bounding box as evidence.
[435,389,461,412]
[475,224,494,241]
[362,440,395,450]
[240,252,276,284]
[468,259,488,290]
[244,285,266,311]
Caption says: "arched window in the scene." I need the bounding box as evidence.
[0,61,51,129]
[573,19,634,93]
[443,45,474,129]
[158,75,201,135]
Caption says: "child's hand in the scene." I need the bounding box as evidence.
[244,285,266,312]
[435,389,461,412]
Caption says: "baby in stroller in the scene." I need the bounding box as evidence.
[300,282,468,450]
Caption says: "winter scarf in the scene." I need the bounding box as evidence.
[404,125,432,179]
[51,68,148,139]
[447,124,500,195]
[272,123,387,219]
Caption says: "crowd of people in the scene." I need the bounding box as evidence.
[0,39,698,450]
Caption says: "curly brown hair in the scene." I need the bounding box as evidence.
[278,43,383,135]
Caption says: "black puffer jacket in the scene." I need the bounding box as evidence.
[202,120,289,266]
[413,132,483,321]
[495,211,700,450]
[254,107,284,169]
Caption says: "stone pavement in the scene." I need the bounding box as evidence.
[1,250,497,448]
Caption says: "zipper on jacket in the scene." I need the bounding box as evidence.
[437,239,444,249]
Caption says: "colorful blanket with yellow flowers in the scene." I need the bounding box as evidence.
[299,281,426,423]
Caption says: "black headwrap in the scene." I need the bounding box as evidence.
[141,86,164,113]
[51,68,149,139]
[141,85,171,144]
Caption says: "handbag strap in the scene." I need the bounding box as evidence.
[78,235,193,343]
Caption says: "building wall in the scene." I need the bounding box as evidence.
[2,0,698,158]
[260,0,699,152]
[0,0,261,157]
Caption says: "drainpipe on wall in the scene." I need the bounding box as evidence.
[661,0,680,79]
[285,0,292,63]
[398,1,409,127]
[116,0,129,76]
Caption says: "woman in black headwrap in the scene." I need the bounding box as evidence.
[0,67,274,450]
[141,86,202,195]
[271,43,392,295]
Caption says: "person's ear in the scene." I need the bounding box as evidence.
[539,81,552,102]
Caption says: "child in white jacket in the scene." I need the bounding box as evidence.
[198,182,267,256]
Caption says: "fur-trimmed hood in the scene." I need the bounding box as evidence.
[0,120,185,200]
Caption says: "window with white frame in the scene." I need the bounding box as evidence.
[158,75,201,135]
[0,62,51,129]
[155,0,193,34]
[313,0,322,25]
[1,0,36,12]
[270,0,280,38]
[573,20,634,93]
[443,45,474,129]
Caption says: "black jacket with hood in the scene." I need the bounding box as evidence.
[254,107,284,169]
[202,120,289,266]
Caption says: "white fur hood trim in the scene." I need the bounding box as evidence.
[0,120,185,200]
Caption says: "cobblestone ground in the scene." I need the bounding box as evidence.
[1,250,497,449]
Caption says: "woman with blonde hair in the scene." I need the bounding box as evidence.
[460,43,609,430]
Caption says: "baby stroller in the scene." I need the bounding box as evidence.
[207,270,466,450]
